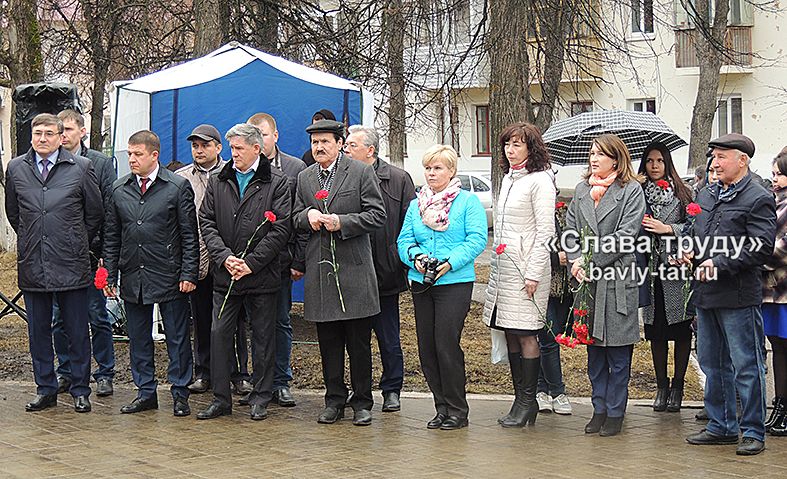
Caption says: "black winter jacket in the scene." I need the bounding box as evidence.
[103,167,200,304]
[691,172,776,309]
[5,147,103,292]
[199,158,291,295]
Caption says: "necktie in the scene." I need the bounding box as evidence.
[320,170,330,189]
[41,160,51,181]
[141,177,149,194]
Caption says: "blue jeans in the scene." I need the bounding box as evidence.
[273,275,293,390]
[53,286,115,381]
[538,293,573,396]
[125,297,193,400]
[371,294,404,394]
[587,345,633,418]
[696,306,767,441]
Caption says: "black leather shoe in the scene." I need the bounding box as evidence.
[250,404,268,421]
[196,401,232,420]
[353,409,372,426]
[232,379,253,395]
[599,416,623,437]
[238,393,251,406]
[56,377,71,394]
[585,413,607,434]
[173,397,191,417]
[273,387,296,407]
[686,429,739,445]
[317,407,344,424]
[382,391,401,412]
[188,378,210,394]
[25,394,57,412]
[96,378,113,397]
[74,395,91,413]
[440,416,468,430]
[736,437,765,455]
[652,387,669,412]
[120,394,158,414]
[427,413,447,429]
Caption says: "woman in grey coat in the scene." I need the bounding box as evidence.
[565,134,645,437]
[638,143,695,413]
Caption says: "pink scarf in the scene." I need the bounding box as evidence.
[588,171,618,206]
[417,177,462,231]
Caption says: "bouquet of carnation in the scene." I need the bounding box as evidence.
[556,225,595,348]
[315,189,346,313]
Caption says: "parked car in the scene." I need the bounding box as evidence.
[456,172,493,229]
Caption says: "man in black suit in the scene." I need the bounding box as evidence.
[5,113,103,413]
[345,125,415,412]
[103,130,199,416]
[247,113,307,407]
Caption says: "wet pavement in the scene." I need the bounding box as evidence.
[0,381,784,478]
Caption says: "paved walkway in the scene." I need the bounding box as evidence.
[0,382,784,478]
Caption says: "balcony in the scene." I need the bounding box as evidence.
[675,26,752,68]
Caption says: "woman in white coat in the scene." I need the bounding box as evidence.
[484,122,556,427]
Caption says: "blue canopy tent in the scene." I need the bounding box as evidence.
[109,43,375,302]
[110,42,374,174]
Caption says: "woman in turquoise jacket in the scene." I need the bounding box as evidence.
[397,144,488,430]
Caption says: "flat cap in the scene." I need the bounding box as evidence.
[708,133,755,158]
[305,119,345,138]
[187,124,221,143]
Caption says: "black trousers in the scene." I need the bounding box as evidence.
[210,291,277,408]
[25,289,91,397]
[190,273,249,382]
[316,317,374,411]
[411,281,473,419]
[371,293,404,393]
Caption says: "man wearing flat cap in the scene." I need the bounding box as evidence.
[176,125,251,396]
[292,119,386,426]
[682,133,775,455]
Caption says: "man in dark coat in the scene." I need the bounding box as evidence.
[103,130,199,417]
[4,113,103,413]
[344,125,415,412]
[293,119,386,426]
[682,133,775,456]
[196,123,291,421]
[50,109,117,397]
[248,112,307,407]
[176,124,251,396]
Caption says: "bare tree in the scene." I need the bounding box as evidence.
[193,0,224,55]
[384,0,406,167]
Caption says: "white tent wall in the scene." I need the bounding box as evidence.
[110,86,151,177]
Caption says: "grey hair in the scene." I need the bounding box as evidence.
[348,125,379,154]
[225,123,262,147]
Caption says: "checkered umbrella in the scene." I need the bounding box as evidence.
[542,110,688,166]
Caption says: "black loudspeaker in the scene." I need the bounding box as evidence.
[12,82,81,155]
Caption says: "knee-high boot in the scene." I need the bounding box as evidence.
[501,356,539,428]
[498,353,524,424]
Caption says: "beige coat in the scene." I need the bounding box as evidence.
[483,168,556,330]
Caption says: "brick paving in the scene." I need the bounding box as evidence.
[0,382,785,478]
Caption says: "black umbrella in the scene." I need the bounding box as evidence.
[543,110,688,166]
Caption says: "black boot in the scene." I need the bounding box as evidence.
[500,357,539,428]
[498,353,524,425]
[652,387,669,412]
[585,413,607,434]
[765,397,785,432]
[666,379,683,413]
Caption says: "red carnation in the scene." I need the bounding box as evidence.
[656,179,670,190]
[264,210,276,222]
[495,244,507,255]
[573,308,588,318]
[315,189,329,201]
[94,266,109,290]
[555,201,566,209]
[686,202,701,216]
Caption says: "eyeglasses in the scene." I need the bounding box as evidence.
[32,130,59,139]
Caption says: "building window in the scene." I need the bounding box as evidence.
[632,0,654,33]
[716,97,743,136]
[449,0,471,44]
[571,101,593,116]
[475,105,491,155]
[631,99,657,113]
